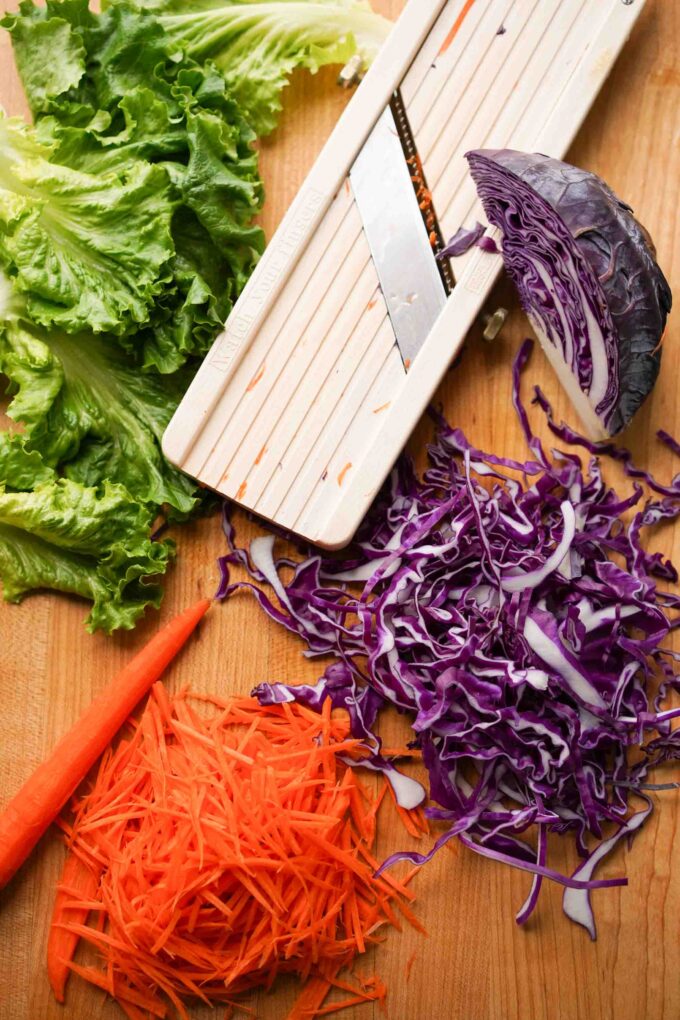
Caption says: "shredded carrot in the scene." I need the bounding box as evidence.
[438,0,477,56]
[405,950,418,982]
[337,463,352,487]
[653,327,668,354]
[47,850,102,1002]
[383,779,430,840]
[286,971,339,1020]
[52,687,423,1018]
[309,992,383,1017]
[246,364,266,392]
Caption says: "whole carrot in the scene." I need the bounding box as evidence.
[0,597,211,890]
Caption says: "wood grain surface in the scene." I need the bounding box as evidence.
[1,2,678,1019]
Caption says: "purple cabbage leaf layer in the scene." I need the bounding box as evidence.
[466,149,671,438]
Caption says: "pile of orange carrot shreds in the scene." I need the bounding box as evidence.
[49,685,426,1020]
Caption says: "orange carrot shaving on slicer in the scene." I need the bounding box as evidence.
[51,687,424,1019]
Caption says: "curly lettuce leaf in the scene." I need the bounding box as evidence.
[0,284,177,630]
[0,433,56,489]
[0,312,198,514]
[5,0,392,136]
[37,91,263,371]
[138,0,392,135]
[5,0,265,371]
[6,12,85,114]
[3,0,167,118]
[0,477,172,632]
[0,111,175,336]
[135,206,234,373]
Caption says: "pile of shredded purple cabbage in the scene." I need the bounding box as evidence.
[216,339,679,938]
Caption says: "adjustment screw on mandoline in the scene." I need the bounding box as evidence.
[481,307,509,342]
[338,55,364,89]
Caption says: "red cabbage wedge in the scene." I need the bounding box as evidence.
[466,149,672,438]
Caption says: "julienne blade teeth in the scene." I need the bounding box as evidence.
[388,89,455,295]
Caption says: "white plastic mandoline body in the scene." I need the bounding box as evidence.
[163,0,645,549]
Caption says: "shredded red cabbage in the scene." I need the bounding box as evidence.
[439,222,486,257]
[218,340,679,937]
[476,235,499,254]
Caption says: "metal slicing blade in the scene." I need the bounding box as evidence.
[349,93,451,370]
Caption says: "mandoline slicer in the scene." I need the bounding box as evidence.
[163,0,646,549]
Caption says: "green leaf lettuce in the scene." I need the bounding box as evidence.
[0,471,172,633]
[4,0,265,372]
[0,110,175,335]
[0,433,56,490]
[133,0,393,135]
[0,304,198,514]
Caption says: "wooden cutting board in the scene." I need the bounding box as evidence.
[0,2,678,1019]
